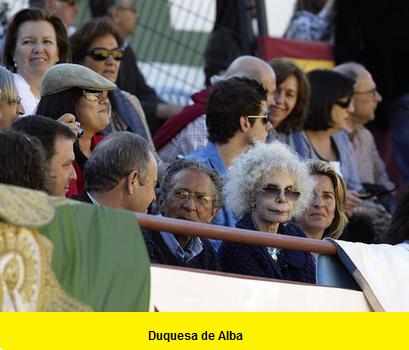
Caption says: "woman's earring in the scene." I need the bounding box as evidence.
[13,60,17,69]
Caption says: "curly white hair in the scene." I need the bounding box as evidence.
[224,141,315,219]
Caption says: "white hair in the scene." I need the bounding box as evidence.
[224,141,315,219]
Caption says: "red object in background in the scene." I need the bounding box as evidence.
[257,35,333,62]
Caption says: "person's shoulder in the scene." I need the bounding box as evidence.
[186,143,212,161]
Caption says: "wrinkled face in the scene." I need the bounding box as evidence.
[82,34,121,82]
[48,0,78,28]
[270,74,298,128]
[161,169,218,224]
[300,175,336,239]
[253,169,298,226]
[331,97,354,131]
[0,98,24,128]
[46,135,76,197]
[352,71,382,125]
[14,20,59,81]
[131,152,158,213]
[246,100,273,144]
[75,90,110,134]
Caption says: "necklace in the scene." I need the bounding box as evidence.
[267,247,281,261]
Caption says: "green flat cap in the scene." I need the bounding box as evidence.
[41,63,117,96]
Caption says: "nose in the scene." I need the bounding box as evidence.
[347,101,355,114]
[265,120,273,131]
[32,41,44,52]
[312,194,323,207]
[17,102,25,115]
[105,55,115,65]
[182,196,196,210]
[69,165,77,181]
[267,92,276,108]
[375,90,382,102]
[274,91,283,104]
[276,190,286,203]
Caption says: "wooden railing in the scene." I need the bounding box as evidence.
[135,214,337,255]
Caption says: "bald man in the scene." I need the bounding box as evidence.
[154,56,276,164]
[334,62,395,192]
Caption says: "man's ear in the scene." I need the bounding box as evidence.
[126,169,139,194]
[110,8,119,22]
[239,116,250,132]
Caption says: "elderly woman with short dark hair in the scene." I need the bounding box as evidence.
[219,141,316,283]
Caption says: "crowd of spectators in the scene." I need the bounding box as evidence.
[0,1,407,301]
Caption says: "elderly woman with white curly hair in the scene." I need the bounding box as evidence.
[219,141,316,283]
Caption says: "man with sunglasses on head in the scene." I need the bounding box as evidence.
[186,77,272,239]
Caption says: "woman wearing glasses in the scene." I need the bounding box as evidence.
[2,8,70,115]
[295,69,365,216]
[218,141,316,283]
[69,18,153,147]
[36,63,116,197]
[0,66,25,128]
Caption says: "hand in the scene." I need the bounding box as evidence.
[57,113,80,136]
[345,191,363,217]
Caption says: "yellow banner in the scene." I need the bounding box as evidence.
[0,313,406,349]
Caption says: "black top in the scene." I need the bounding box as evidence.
[218,213,316,283]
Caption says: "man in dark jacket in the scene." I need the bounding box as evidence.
[144,159,222,271]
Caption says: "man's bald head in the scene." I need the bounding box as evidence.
[225,56,276,107]
[334,62,382,127]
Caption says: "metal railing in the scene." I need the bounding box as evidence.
[136,213,337,255]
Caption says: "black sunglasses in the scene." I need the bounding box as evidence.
[86,47,124,61]
[334,96,352,109]
[259,185,301,201]
[247,110,272,125]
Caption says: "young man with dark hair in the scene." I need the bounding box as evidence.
[187,76,272,230]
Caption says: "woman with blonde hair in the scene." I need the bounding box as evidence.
[299,160,347,239]
[219,141,316,283]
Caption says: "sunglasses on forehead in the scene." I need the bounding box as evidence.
[247,110,272,125]
[86,47,124,61]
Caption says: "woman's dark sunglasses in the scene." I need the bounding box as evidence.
[259,185,301,201]
[334,96,352,109]
[86,47,124,61]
